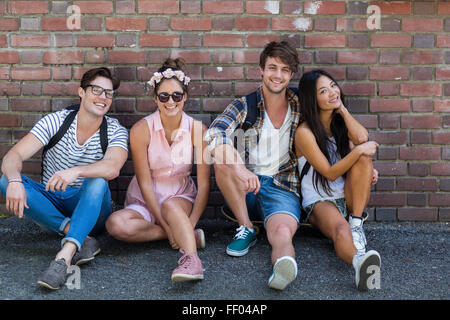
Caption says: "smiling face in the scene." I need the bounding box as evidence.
[260,56,294,95]
[315,75,342,112]
[78,76,114,118]
[155,78,187,118]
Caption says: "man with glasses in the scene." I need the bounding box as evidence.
[0,68,128,290]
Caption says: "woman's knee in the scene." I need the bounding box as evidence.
[333,222,352,242]
[106,213,130,239]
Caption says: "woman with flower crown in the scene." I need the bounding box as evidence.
[106,58,210,282]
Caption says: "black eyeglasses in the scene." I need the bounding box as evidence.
[86,85,115,99]
[157,91,184,103]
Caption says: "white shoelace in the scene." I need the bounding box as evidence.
[351,225,367,247]
[234,225,251,240]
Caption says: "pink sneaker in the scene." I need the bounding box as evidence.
[195,229,205,249]
[171,252,204,282]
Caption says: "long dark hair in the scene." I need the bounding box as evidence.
[298,69,350,196]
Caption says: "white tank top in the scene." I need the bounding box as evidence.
[298,136,345,208]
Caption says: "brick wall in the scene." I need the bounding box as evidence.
[0,0,449,221]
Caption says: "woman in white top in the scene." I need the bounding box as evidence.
[294,70,381,291]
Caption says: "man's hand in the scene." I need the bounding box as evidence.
[5,182,29,218]
[234,166,260,194]
[372,168,379,185]
[45,167,81,192]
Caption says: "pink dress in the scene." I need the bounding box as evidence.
[124,111,197,224]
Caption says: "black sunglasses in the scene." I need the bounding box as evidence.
[157,91,184,103]
[86,85,115,99]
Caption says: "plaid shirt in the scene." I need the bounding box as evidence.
[205,86,302,196]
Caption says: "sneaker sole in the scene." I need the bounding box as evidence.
[268,258,297,290]
[226,239,257,257]
[74,248,101,266]
[357,251,381,291]
[171,274,204,282]
[196,229,206,249]
[37,280,60,290]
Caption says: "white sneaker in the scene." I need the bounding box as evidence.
[352,250,381,291]
[268,256,298,290]
[349,215,367,254]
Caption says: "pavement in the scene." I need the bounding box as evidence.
[0,215,448,302]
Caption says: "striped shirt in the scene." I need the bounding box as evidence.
[205,86,302,196]
[30,109,129,188]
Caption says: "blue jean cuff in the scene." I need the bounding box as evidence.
[61,237,81,252]
[58,217,71,236]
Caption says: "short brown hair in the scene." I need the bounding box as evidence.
[80,67,120,90]
[259,41,299,74]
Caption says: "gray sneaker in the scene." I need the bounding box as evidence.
[37,258,68,290]
[71,237,101,266]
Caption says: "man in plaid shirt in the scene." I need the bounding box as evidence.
[205,41,302,290]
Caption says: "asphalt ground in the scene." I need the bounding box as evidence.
[0,215,448,309]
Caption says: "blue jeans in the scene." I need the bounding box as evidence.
[0,174,112,251]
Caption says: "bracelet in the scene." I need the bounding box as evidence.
[8,179,23,184]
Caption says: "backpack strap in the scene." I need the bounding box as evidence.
[99,116,108,155]
[298,160,311,220]
[243,91,259,131]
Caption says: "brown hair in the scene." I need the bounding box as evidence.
[259,41,299,74]
[153,58,189,95]
[80,67,120,90]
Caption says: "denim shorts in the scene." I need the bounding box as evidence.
[246,175,301,228]
[303,198,347,223]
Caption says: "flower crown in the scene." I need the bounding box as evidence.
[147,68,191,88]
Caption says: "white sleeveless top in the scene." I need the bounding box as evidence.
[298,137,345,208]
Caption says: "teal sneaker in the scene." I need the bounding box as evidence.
[226,225,257,257]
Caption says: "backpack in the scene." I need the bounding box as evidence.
[40,104,108,182]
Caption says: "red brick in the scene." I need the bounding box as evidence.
[246,34,280,47]
[76,35,115,47]
[304,1,346,14]
[43,83,79,96]
[402,18,443,32]
[11,67,51,80]
[432,131,450,145]
[0,51,20,64]
[246,1,280,14]
[369,67,409,81]
[0,83,21,96]
[430,193,450,206]
[401,115,441,129]
[273,18,312,31]
[372,1,411,14]
[398,209,438,222]
[233,50,260,64]
[400,83,441,97]
[42,17,70,31]
[436,67,450,80]
[399,147,441,160]
[10,35,50,47]
[0,35,6,48]
[235,17,268,31]
[116,0,136,14]
[204,67,243,80]
[181,1,201,14]
[140,34,180,47]
[8,1,48,14]
[437,36,450,48]
[434,100,450,112]
[203,1,243,13]
[370,99,410,112]
[73,1,113,14]
[402,51,443,64]
[171,18,211,31]
[369,131,408,145]
[431,163,450,176]
[282,1,302,14]
[11,98,51,111]
[369,193,405,206]
[52,67,71,80]
[43,51,83,65]
[305,34,345,48]
[0,18,18,31]
[108,51,146,64]
[0,115,21,127]
[337,51,377,64]
[397,178,438,191]
[106,18,147,31]
[339,83,375,96]
[138,0,179,14]
[170,50,210,64]
[371,34,411,47]
[203,34,243,47]
[438,2,450,14]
